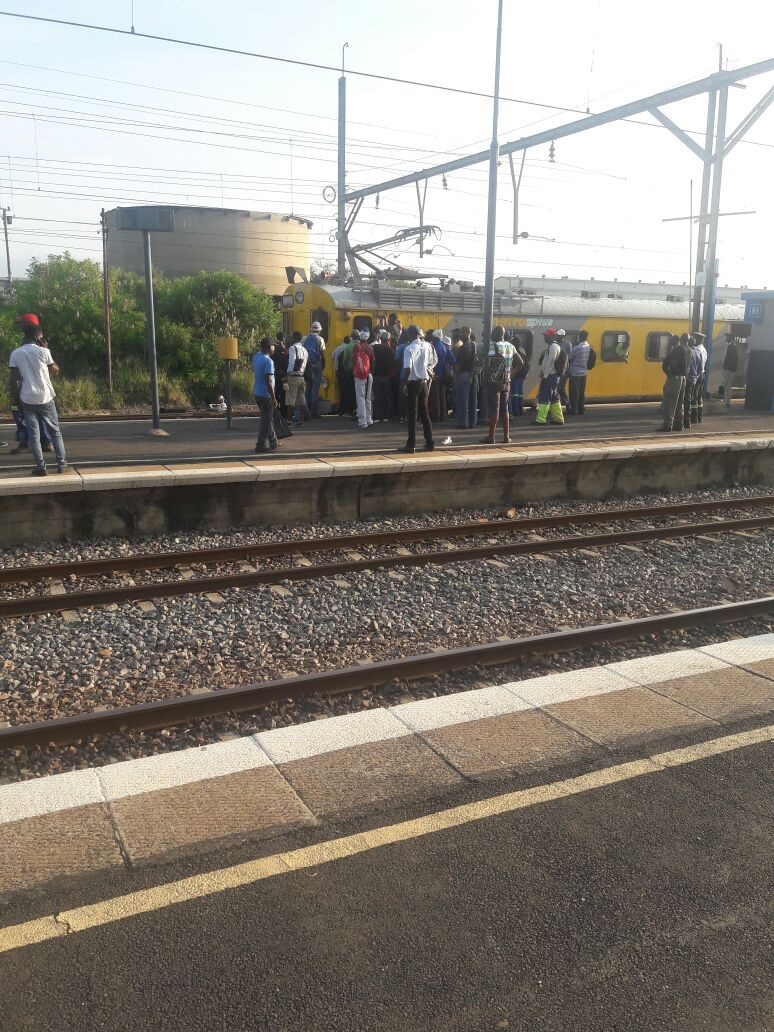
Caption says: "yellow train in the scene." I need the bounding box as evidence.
[281,281,749,410]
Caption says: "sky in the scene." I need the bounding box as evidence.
[1,0,773,290]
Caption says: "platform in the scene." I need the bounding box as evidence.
[1,633,772,902]
[0,401,770,473]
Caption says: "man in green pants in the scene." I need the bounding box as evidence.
[660,334,690,432]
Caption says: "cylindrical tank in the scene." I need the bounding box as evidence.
[105,206,311,295]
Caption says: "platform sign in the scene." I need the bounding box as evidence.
[745,300,763,323]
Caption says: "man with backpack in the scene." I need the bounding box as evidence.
[352,330,375,429]
[303,320,326,418]
[534,328,566,426]
[454,325,480,429]
[285,331,310,426]
[482,326,519,444]
[567,330,595,415]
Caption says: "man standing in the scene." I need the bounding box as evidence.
[454,325,479,429]
[482,326,518,444]
[567,330,591,415]
[534,328,565,426]
[303,320,326,417]
[353,330,375,430]
[285,331,310,426]
[273,331,289,418]
[555,328,572,408]
[428,329,456,422]
[8,313,67,475]
[689,331,708,423]
[722,332,738,410]
[252,337,278,453]
[660,333,689,432]
[372,329,395,422]
[399,325,436,454]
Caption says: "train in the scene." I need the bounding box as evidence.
[280,281,750,411]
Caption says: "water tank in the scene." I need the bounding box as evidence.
[105,206,311,295]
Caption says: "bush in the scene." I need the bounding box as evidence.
[54,377,107,413]
[229,367,256,405]
[111,366,190,410]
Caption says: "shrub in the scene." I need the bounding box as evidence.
[54,377,107,413]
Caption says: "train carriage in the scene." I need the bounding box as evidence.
[281,282,749,412]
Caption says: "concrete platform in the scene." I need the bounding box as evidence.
[1,633,772,898]
[0,428,772,547]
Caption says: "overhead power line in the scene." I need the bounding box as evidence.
[0,10,591,114]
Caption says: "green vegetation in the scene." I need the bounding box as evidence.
[1,254,279,413]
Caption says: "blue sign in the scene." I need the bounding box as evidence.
[745,300,763,322]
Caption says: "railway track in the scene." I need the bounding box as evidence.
[1,595,772,751]
[1,496,773,619]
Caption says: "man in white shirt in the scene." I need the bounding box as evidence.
[8,313,68,475]
[285,331,310,426]
[399,325,437,453]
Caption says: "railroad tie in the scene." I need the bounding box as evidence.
[49,579,80,624]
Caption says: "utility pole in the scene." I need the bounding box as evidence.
[142,230,165,435]
[337,42,348,281]
[701,85,729,355]
[100,208,113,395]
[482,0,504,352]
[690,91,717,333]
[1,207,11,289]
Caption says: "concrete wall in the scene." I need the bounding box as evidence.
[1,442,772,548]
[105,207,310,295]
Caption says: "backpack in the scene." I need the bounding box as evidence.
[353,344,371,380]
[586,346,597,370]
[304,333,324,367]
[553,348,568,377]
[485,347,510,389]
[513,348,529,380]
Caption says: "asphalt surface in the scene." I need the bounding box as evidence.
[0,402,769,472]
[1,739,772,1032]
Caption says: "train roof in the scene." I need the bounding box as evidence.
[298,283,744,321]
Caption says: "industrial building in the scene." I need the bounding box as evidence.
[104,206,312,296]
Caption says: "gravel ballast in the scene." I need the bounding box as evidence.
[1,483,772,784]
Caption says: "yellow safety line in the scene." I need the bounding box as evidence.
[1,723,771,955]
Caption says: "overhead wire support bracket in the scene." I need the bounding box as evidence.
[415,180,428,257]
[508,151,526,244]
[647,107,707,160]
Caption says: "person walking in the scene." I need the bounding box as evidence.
[285,331,310,426]
[372,329,395,421]
[303,321,326,418]
[353,330,375,429]
[253,337,279,453]
[398,325,436,453]
[567,330,592,415]
[660,333,690,432]
[534,328,565,426]
[481,326,518,444]
[8,313,67,475]
[508,334,529,418]
[454,325,479,428]
[722,332,738,410]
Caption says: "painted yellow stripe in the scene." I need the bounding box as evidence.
[1,724,771,955]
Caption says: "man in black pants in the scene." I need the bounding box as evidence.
[398,325,437,454]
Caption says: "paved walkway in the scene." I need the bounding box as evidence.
[1,402,770,475]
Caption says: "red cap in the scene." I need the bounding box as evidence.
[542,327,556,336]
[17,313,40,327]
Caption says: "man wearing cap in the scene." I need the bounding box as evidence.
[8,314,68,475]
[660,333,690,432]
[285,331,310,426]
[399,325,436,453]
[534,328,565,426]
[303,320,326,418]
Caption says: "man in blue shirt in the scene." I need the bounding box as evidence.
[252,337,278,453]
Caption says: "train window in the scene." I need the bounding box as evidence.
[601,330,630,363]
[352,315,372,334]
[646,332,672,362]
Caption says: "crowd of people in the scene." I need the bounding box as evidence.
[255,322,598,452]
[659,330,738,432]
